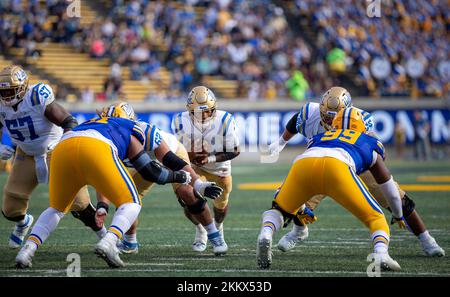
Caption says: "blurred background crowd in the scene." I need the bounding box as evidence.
[0,0,448,102]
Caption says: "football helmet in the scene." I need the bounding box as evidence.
[0,65,29,107]
[332,107,366,133]
[98,101,137,121]
[319,86,352,130]
[186,86,217,124]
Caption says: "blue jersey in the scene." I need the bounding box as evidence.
[73,117,145,160]
[307,129,385,174]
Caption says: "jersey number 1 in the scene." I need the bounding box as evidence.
[5,116,39,141]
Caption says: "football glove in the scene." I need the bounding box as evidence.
[95,202,109,228]
[194,180,223,200]
[174,170,192,185]
[268,137,288,156]
[0,144,15,160]
[296,207,318,225]
[391,216,408,230]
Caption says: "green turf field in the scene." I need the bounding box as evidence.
[0,160,449,277]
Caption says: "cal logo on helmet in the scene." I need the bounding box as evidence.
[332,107,366,133]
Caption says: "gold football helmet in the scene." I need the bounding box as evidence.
[332,107,366,133]
[319,86,352,130]
[98,101,137,120]
[0,65,29,107]
[186,86,217,123]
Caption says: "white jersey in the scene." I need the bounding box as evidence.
[171,110,239,177]
[135,120,180,159]
[0,83,62,156]
[295,102,374,139]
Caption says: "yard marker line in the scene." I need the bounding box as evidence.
[417,176,450,182]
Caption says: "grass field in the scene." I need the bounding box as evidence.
[0,159,449,277]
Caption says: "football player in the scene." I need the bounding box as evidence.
[0,65,105,249]
[15,115,192,268]
[95,102,228,256]
[268,86,444,257]
[172,86,240,252]
[258,108,403,270]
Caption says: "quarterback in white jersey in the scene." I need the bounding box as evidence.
[268,86,444,257]
[95,102,228,256]
[0,65,104,249]
[172,86,240,252]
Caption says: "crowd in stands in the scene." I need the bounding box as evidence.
[1,0,448,100]
[295,0,449,98]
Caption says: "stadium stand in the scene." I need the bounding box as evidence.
[0,0,448,101]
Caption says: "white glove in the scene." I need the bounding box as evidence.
[194,179,223,199]
[268,137,288,156]
[0,144,15,160]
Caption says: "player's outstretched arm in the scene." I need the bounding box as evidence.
[268,112,298,155]
[44,102,78,132]
[127,135,191,185]
[153,140,223,200]
[369,154,405,227]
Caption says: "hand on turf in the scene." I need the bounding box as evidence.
[95,207,108,228]
[391,216,407,229]
[0,144,15,160]
[296,207,318,225]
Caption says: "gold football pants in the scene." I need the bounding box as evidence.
[274,157,389,235]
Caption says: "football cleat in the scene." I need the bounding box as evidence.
[15,243,36,269]
[9,214,34,249]
[277,226,309,252]
[117,240,139,254]
[95,237,124,268]
[192,224,208,252]
[257,232,273,269]
[422,237,445,257]
[378,253,401,271]
[208,231,228,256]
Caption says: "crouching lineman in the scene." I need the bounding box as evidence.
[15,115,191,268]
[268,86,444,257]
[95,102,228,256]
[0,65,104,249]
[172,86,240,252]
[258,108,403,270]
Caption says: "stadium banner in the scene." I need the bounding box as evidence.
[66,108,450,146]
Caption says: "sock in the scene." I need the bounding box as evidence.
[26,207,64,249]
[203,222,218,235]
[95,226,107,239]
[107,203,141,241]
[124,233,137,244]
[291,223,307,237]
[17,214,31,228]
[372,230,389,254]
[214,219,223,230]
[261,209,283,236]
[418,230,433,242]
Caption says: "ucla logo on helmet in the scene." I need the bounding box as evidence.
[14,70,27,82]
[342,93,351,107]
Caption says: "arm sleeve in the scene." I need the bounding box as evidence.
[131,123,145,145]
[286,112,300,134]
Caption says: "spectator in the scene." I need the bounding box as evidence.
[413,110,432,160]
[394,121,406,159]
[81,86,94,104]
[285,70,309,101]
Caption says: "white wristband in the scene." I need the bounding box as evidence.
[279,137,288,146]
[207,155,216,163]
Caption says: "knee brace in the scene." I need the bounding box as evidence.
[402,193,416,218]
[71,203,101,231]
[186,196,207,214]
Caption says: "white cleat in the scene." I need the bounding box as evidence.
[208,232,228,256]
[277,226,309,252]
[378,253,401,271]
[15,243,36,269]
[95,238,124,268]
[9,215,34,249]
[257,232,273,269]
[192,225,208,252]
[422,238,445,257]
